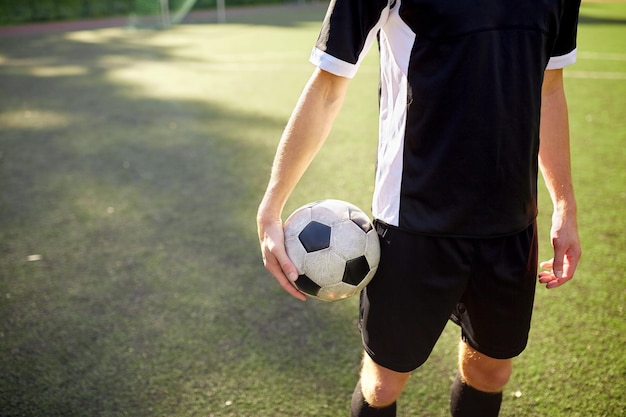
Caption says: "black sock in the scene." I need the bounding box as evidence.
[450,373,502,417]
[350,380,397,417]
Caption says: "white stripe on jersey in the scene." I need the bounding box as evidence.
[373,0,415,226]
[309,0,414,226]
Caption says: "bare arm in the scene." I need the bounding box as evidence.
[257,68,351,300]
[537,69,582,289]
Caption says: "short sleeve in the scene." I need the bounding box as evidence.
[310,0,391,78]
[547,0,581,69]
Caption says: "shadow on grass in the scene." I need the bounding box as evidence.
[578,1,626,26]
[579,14,626,26]
[0,14,364,417]
[184,3,331,27]
[0,3,330,37]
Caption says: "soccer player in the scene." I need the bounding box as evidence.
[257,0,582,415]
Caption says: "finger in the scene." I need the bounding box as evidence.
[278,275,308,301]
[539,259,554,270]
[265,257,306,301]
[277,257,299,284]
[538,259,555,286]
[539,264,575,289]
[276,265,307,301]
[547,258,578,289]
[537,272,560,288]
[538,271,555,284]
[546,277,568,289]
[268,269,306,301]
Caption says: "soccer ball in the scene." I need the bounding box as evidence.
[283,199,380,301]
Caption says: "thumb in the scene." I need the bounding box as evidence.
[552,242,565,279]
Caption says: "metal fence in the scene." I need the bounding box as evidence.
[0,0,277,25]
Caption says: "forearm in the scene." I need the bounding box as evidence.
[257,69,350,300]
[538,69,577,216]
[258,68,350,221]
[537,69,581,287]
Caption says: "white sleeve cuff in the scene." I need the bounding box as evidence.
[547,48,577,70]
[310,47,359,79]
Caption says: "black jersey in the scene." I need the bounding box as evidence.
[311,0,580,237]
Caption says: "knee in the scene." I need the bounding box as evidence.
[462,361,512,393]
[360,355,410,407]
[459,343,512,393]
[360,377,403,407]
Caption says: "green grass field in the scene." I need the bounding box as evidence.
[0,2,624,416]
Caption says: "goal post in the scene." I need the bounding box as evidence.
[160,0,171,28]
[171,0,202,25]
[216,0,226,23]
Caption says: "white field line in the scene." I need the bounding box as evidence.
[567,51,626,79]
[565,70,626,80]
[578,51,626,61]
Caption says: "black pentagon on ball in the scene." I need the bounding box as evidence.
[295,274,322,297]
[342,255,371,286]
[298,221,331,253]
[349,209,373,233]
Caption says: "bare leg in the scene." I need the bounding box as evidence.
[458,341,512,392]
[450,341,512,417]
[350,352,411,416]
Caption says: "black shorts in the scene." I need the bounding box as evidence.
[359,220,538,373]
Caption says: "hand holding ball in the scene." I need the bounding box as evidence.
[283,199,380,301]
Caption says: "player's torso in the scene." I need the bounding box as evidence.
[395,0,563,40]
[374,0,567,236]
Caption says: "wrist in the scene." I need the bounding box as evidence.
[257,195,285,225]
[552,198,577,217]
